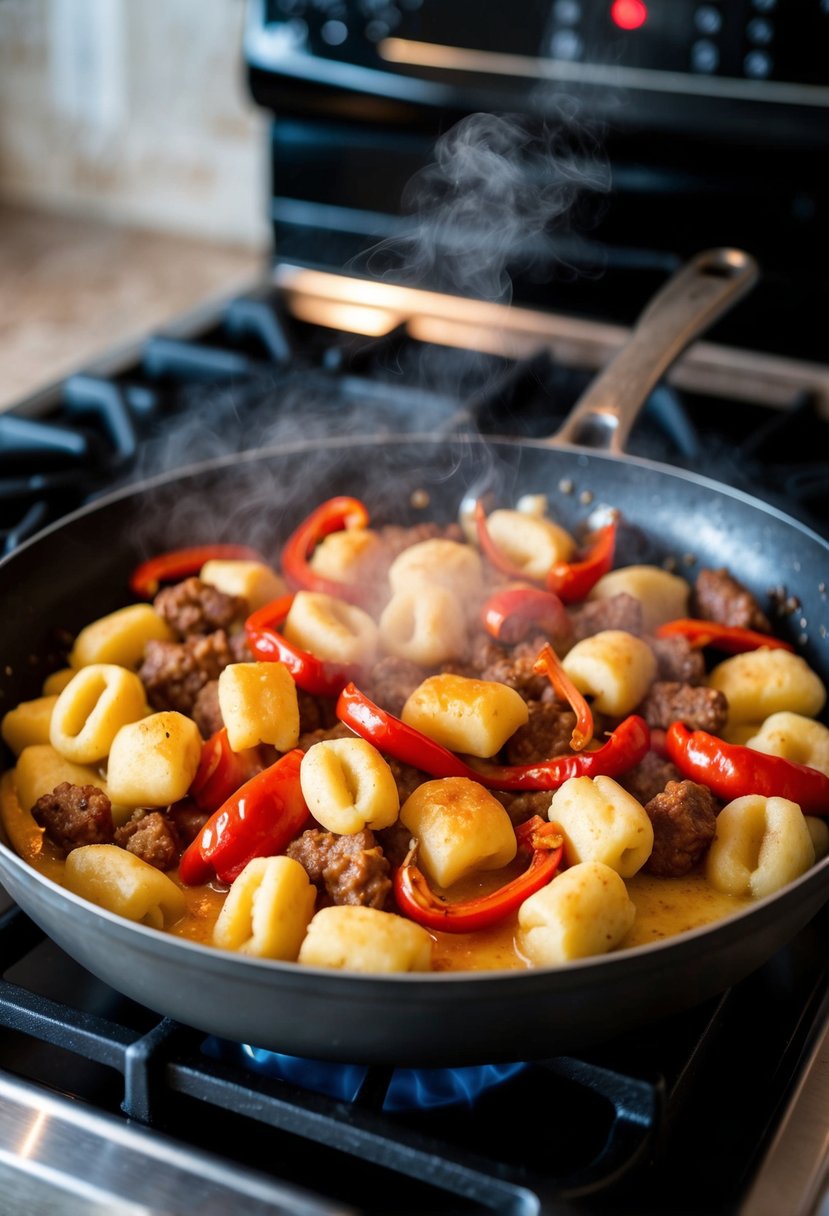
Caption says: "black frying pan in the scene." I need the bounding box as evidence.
[1,250,827,1067]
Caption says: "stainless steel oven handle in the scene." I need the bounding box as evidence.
[550,247,759,454]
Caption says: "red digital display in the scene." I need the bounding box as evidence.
[610,0,648,31]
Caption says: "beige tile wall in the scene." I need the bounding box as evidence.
[0,0,270,249]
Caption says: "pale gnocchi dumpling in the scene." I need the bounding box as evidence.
[516,861,636,966]
[549,775,654,877]
[49,664,148,764]
[708,649,827,727]
[283,590,378,666]
[401,673,529,759]
[806,816,829,862]
[379,585,467,667]
[106,711,202,807]
[706,795,815,900]
[480,509,576,581]
[218,661,299,753]
[745,712,829,777]
[300,737,399,835]
[42,668,76,696]
[1,695,58,756]
[387,538,485,607]
[561,630,657,717]
[64,844,185,929]
[399,777,517,888]
[70,604,173,670]
[588,565,690,633]
[309,528,383,586]
[213,856,316,960]
[297,905,433,973]
[200,558,287,611]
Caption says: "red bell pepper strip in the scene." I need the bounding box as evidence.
[481,585,569,645]
[189,728,264,813]
[533,642,593,751]
[394,816,564,934]
[665,722,829,815]
[545,518,617,603]
[178,748,310,886]
[280,496,371,606]
[245,594,362,698]
[130,544,261,599]
[336,682,650,792]
[655,618,794,654]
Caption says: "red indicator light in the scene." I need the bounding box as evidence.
[610,0,648,30]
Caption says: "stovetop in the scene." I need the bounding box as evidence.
[2,266,829,1215]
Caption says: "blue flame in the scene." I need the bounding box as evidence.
[225,1043,526,1111]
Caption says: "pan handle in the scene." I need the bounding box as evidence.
[549,247,759,454]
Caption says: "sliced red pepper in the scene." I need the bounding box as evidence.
[189,728,264,812]
[280,496,371,606]
[336,682,649,792]
[545,518,617,604]
[481,585,569,644]
[178,748,310,886]
[394,816,564,934]
[532,642,593,751]
[665,721,829,815]
[245,594,362,698]
[130,544,261,599]
[655,618,794,654]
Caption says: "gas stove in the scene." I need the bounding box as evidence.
[2,266,829,1214]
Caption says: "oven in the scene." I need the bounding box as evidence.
[2,2,829,1212]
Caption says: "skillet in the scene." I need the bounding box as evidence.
[1,249,828,1067]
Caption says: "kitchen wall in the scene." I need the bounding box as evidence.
[0,0,269,249]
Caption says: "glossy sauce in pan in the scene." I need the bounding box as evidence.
[165,861,751,971]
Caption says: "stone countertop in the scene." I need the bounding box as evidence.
[0,204,265,411]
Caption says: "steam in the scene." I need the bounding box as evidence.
[123,103,612,554]
[352,108,610,304]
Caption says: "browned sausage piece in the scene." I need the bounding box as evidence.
[694,567,771,632]
[569,593,644,642]
[154,577,248,639]
[287,828,391,909]
[32,782,114,854]
[620,751,684,806]
[115,810,180,871]
[644,780,718,877]
[503,700,577,765]
[139,630,237,716]
[639,682,728,733]
[648,634,706,685]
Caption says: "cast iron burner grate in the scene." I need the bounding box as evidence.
[1,900,829,1215]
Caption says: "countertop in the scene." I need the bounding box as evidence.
[0,204,265,412]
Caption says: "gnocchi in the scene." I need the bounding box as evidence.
[401,673,529,759]
[561,630,657,717]
[517,861,637,966]
[379,585,467,666]
[478,509,576,581]
[106,712,202,807]
[708,648,827,726]
[283,590,378,666]
[218,661,300,753]
[298,905,433,972]
[64,845,185,929]
[549,776,654,877]
[213,856,316,959]
[706,795,815,899]
[399,777,517,888]
[70,604,173,670]
[49,664,148,764]
[200,558,287,611]
[300,737,399,835]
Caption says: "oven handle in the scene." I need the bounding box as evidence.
[549,247,759,454]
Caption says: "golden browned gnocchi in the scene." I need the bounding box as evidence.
[401,673,529,758]
[516,861,637,965]
[300,737,399,835]
[706,795,815,899]
[399,777,517,888]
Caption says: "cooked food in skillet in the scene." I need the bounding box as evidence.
[2,494,828,975]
